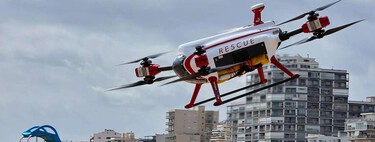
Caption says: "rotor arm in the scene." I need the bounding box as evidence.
[279,28,303,41]
[158,66,173,72]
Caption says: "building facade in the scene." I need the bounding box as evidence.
[306,134,348,142]
[227,54,349,142]
[345,113,375,142]
[165,106,219,142]
[348,97,375,118]
[90,129,137,142]
[210,120,229,142]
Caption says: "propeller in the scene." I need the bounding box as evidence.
[279,19,364,50]
[105,75,176,91]
[161,63,243,86]
[118,51,170,66]
[276,0,341,26]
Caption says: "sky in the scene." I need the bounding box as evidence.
[0,0,374,141]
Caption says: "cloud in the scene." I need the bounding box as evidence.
[0,0,374,141]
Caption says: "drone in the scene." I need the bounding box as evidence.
[107,0,363,109]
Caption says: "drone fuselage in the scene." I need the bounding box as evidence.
[173,21,281,84]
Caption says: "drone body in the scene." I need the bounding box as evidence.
[108,0,363,109]
[175,21,279,84]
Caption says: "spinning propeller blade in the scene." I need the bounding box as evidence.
[279,37,316,50]
[324,19,364,36]
[106,75,176,91]
[276,0,341,26]
[105,81,147,91]
[154,75,178,82]
[118,51,170,65]
[279,19,364,50]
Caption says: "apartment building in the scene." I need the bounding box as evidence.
[348,97,375,118]
[165,106,219,142]
[345,113,375,142]
[227,54,349,142]
[90,129,137,142]
[210,120,229,142]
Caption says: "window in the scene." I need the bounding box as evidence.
[308,87,320,94]
[285,102,296,108]
[285,88,296,94]
[285,110,296,115]
[299,79,307,86]
[322,89,332,95]
[298,118,305,124]
[272,86,283,93]
[321,73,334,79]
[308,72,320,78]
[298,102,306,108]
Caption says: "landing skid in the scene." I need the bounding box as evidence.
[191,76,299,107]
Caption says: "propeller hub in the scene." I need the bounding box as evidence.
[140,58,152,67]
[143,76,155,84]
[313,29,325,39]
[194,45,206,55]
[307,13,319,21]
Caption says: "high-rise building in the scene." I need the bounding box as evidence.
[165,106,219,142]
[227,54,349,142]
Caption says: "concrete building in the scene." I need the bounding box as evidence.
[165,106,219,142]
[209,120,229,142]
[348,97,375,118]
[91,129,137,142]
[227,54,349,142]
[306,133,348,142]
[155,134,167,142]
[345,113,375,142]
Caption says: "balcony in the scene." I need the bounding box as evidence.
[320,122,332,125]
[345,127,355,131]
[166,115,175,119]
[320,107,333,110]
[334,99,348,103]
[334,114,347,118]
[366,125,375,130]
[166,122,174,125]
[284,128,296,131]
[307,121,319,125]
[349,108,361,112]
[285,120,296,123]
[351,135,375,139]
[270,128,283,131]
[166,128,173,132]
[272,105,284,109]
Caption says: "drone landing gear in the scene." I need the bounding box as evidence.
[270,56,300,78]
[185,83,202,109]
[185,77,223,109]
[208,77,223,106]
[192,76,299,107]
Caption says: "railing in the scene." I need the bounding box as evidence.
[351,135,375,139]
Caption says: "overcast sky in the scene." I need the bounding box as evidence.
[0,0,374,141]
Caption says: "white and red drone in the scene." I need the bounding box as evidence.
[107,0,363,109]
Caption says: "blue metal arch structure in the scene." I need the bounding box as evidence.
[21,125,61,142]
